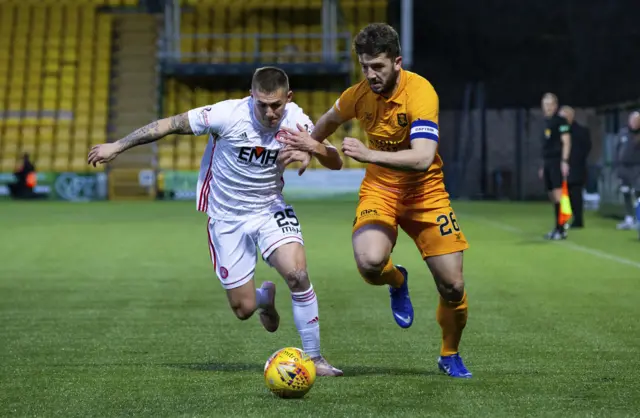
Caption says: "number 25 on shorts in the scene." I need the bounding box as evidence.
[273,208,299,228]
[436,211,460,236]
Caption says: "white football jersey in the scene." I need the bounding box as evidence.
[188,96,315,221]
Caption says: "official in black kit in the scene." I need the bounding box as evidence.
[538,93,571,239]
[559,106,591,228]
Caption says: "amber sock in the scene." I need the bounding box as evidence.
[436,291,468,356]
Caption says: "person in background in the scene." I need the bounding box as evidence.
[615,111,640,230]
[559,106,592,228]
[538,93,571,239]
[8,153,36,199]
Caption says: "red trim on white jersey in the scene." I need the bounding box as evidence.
[198,138,217,212]
[206,217,217,270]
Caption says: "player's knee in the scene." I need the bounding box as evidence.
[284,269,310,293]
[356,254,387,280]
[230,300,256,320]
[436,275,465,302]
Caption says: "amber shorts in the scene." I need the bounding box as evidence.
[352,192,469,259]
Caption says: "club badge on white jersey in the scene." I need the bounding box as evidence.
[187,97,315,221]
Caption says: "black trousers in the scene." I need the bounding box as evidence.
[568,183,584,226]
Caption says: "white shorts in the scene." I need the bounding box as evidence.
[206,204,304,289]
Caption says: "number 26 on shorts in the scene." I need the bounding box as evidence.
[436,211,460,236]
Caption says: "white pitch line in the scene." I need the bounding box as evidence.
[467,215,640,270]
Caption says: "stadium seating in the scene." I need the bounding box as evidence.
[0,0,137,5]
[161,0,387,170]
[0,4,114,172]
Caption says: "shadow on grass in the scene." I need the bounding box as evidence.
[169,362,437,377]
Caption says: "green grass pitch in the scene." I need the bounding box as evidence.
[1,198,639,417]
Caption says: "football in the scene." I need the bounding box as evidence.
[264,347,316,398]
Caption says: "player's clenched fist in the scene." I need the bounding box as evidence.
[87,143,121,167]
[341,137,372,163]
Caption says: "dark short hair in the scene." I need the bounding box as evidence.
[353,23,401,59]
[251,66,289,93]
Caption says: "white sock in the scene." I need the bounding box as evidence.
[625,215,635,224]
[291,285,320,358]
[255,287,269,309]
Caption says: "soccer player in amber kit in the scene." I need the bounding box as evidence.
[277,24,471,378]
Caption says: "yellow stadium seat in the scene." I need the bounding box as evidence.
[53,155,69,172]
[70,156,88,172]
[90,129,106,143]
[75,114,91,128]
[2,140,19,156]
[72,141,89,156]
[20,142,36,157]
[175,155,191,170]
[36,155,52,172]
[94,81,109,95]
[61,76,75,88]
[0,157,18,172]
[76,87,92,100]
[21,126,37,141]
[21,115,40,127]
[158,154,174,170]
[59,99,74,112]
[3,125,20,140]
[56,141,71,155]
[92,115,107,131]
[38,126,55,141]
[38,114,57,127]
[8,88,24,101]
[37,141,54,157]
[55,126,72,143]
[176,139,191,155]
[4,117,21,128]
[93,102,108,115]
[158,143,175,157]
[25,100,39,112]
[72,127,90,144]
[193,137,208,153]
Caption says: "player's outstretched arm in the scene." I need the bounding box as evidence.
[342,137,437,172]
[88,113,192,166]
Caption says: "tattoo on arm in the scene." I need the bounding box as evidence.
[169,112,193,134]
[116,120,163,151]
[116,112,192,152]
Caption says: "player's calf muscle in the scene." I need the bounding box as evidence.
[226,284,258,320]
[229,299,257,320]
[283,269,310,292]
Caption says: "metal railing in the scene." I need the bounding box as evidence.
[159,0,350,65]
[159,32,353,64]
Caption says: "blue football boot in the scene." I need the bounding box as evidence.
[438,353,472,378]
[389,265,414,328]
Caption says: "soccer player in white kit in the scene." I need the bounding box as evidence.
[88,67,344,376]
